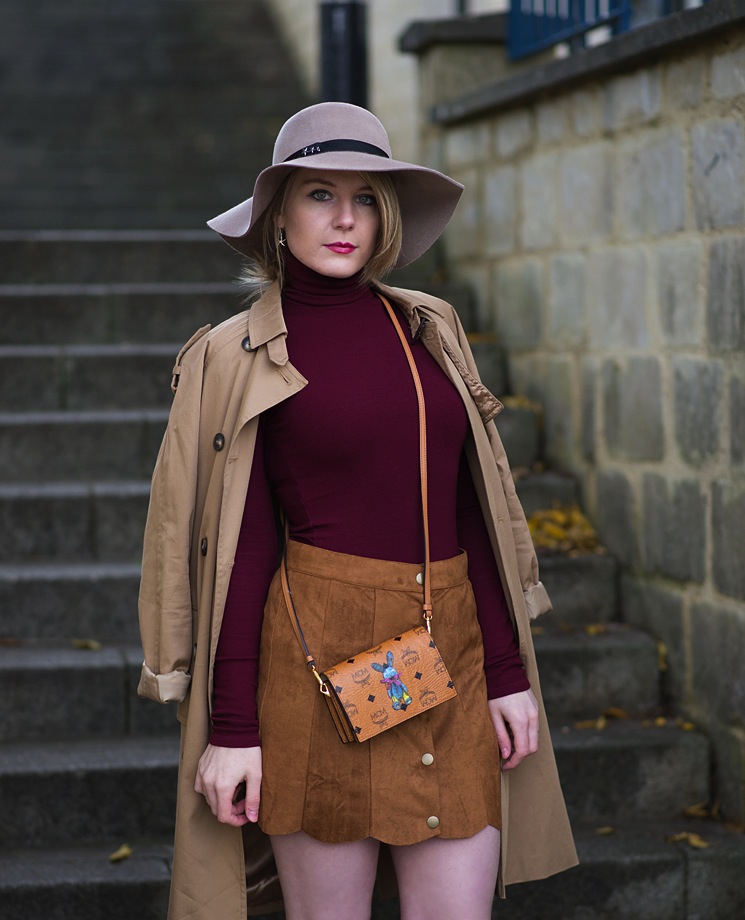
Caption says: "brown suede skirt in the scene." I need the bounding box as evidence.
[256,540,501,846]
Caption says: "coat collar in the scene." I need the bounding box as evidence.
[247,279,502,424]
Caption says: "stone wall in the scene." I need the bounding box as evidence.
[407,3,745,820]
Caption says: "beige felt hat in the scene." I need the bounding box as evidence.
[207,102,463,268]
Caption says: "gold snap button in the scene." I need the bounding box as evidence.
[426,815,440,829]
[421,753,434,766]
[416,572,424,585]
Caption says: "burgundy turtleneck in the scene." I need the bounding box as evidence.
[209,251,529,748]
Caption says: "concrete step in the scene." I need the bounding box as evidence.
[0,562,141,642]
[0,642,177,742]
[0,283,239,345]
[0,552,616,642]
[0,346,176,412]
[0,231,240,283]
[489,820,745,920]
[0,409,167,482]
[535,623,661,720]
[538,551,619,625]
[514,470,580,517]
[0,481,150,563]
[0,736,178,848]
[552,721,710,823]
[0,843,172,920]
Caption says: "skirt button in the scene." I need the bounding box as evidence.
[416,572,424,585]
[426,815,440,829]
[421,753,434,766]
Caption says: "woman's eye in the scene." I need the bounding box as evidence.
[357,195,376,206]
[310,189,332,201]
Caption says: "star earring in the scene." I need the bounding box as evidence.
[278,228,286,247]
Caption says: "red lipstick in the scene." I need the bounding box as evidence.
[324,242,357,254]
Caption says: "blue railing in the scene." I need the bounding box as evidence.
[508,0,633,60]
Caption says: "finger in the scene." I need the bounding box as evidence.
[489,708,513,762]
[244,772,262,823]
[216,783,246,824]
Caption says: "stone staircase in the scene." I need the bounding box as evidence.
[0,0,307,229]
[1,234,743,920]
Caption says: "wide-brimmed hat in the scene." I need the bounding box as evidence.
[207,102,463,268]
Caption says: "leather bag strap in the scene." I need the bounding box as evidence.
[280,293,433,686]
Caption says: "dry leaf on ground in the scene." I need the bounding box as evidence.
[109,843,133,862]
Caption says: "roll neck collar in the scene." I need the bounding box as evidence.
[282,248,372,309]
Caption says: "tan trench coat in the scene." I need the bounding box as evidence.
[138,281,578,920]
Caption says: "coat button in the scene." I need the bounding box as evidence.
[200,538,208,556]
[421,752,434,766]
[416,572,424,585]
[426,815,440,829]
[213,433,225,451]
[241,336,257,352]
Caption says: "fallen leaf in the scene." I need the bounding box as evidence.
[656,640,668,673]
[583,623,609,637]
[667,832,710,849]
[595,826,615,836]
[675,717,696,732]
[683,802,711,819]
[575,715,607,731]
[603,707,630,721]
[73,638,102,651]
[530,625,545,636]
[654,716,668,727]
[109,843,133,862]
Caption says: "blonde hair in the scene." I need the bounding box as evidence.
[240,170,403,293]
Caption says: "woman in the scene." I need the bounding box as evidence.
[138,102,577,920]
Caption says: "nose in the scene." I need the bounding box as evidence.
[333,196,355,229]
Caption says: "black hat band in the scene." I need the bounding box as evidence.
[283,139,390,162]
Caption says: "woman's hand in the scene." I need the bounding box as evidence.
[488,689,539,772]
[194,744,262,826]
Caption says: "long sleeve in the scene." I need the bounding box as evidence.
[208,422,278,748]
[457,453,530,699]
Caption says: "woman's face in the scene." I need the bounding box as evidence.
[277,170,381,278]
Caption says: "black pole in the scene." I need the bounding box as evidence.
[320,1,368,108]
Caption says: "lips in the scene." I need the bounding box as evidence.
[324,242,357,254]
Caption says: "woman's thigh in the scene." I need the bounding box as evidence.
[270,830,380,920]
[389,825,501,920]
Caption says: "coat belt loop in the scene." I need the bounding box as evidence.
[266,335,289,366]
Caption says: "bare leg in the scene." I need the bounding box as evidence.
[270,830,380,920]
[390,825,501,920]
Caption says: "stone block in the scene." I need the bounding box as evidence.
[588,248,649,348]
[493,258,543,350]
[495,404,541,470]
[444,121,490,169]
[569,87,601,138]
[468,336,508,396]
[620,576,687,707]
[691,119,745,229]
[602,357,664,461]
[484,164,517,256]
[603,66,662,132]
[691,601,745,733]
[594,470,637,567]
[548,253,585,346]
[520,153,558,250]
[515,471,579,518]
[712,479,745,600]
[711,44,745,99]
[641,473,706,583]
[535,98,567,144]
[666,53,706,109]
[707,236,745,350]
[494,109,533,159]
[541,358,577,469]
[582,357,596,463]
[673,357,724,467]
[655,240,704,346]
[442,168,481,262]
[731,373,745,467]
[560,143,612,244]
[617,129,686,240]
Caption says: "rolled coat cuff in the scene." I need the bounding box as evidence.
[523,581,552,620]
[137,661,191,703]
